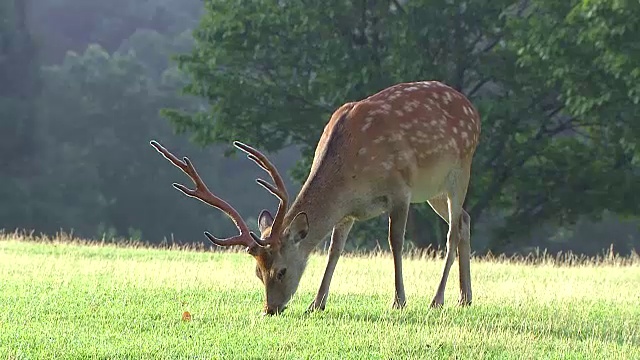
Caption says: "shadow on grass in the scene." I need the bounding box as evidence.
[288,294,638,347]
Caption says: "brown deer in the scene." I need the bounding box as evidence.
[150,80,480,315]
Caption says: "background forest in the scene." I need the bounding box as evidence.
[1,0,639,255]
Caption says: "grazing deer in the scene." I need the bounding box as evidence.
[151,80,480,315]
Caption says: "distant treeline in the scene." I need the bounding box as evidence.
[1,0,639,256]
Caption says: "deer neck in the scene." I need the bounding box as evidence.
[283,105,355,254]
[284,170,350,255]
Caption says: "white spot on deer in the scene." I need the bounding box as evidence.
[395,110,404,116]
[381,161,393,170]
[389,91,403,100]
[400,122,412,130]
[389,132,403,142]
[430,120,438,126]
[382,103,392,111]
[465,106,473,115]
[452,127,458,134]
[373,136,385,144]
[405,86,419,92]
[358,147,367,155]
[362,122,372,132]
[461,132,469,139]
[432,92,440,99]
[424,104,433,111]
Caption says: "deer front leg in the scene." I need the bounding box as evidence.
[306,218,354,313]
[388,201,410,309]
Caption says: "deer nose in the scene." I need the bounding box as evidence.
[263,305,287,316]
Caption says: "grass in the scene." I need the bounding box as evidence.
[1,233,639,359]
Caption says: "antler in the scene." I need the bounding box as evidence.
[233,141,289,242]
[150,140,268,248]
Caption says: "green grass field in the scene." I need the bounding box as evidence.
[1,234,639,359]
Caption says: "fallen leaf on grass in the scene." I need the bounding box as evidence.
[182,311,192,321]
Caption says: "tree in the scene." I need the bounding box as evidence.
[0,0,40,172]
[491,0,640,247]
[165,0,640,253]
[0,0,42,230]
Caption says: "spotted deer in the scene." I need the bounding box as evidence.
[151,80,481,315]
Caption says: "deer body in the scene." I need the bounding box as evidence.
[151,80,480,315]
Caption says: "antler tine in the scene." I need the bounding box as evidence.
[149,140,267,248]
[233,141,290,235]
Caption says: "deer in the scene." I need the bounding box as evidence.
[150,80,481,315]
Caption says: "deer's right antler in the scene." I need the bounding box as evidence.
[233,141,289,245]
[150,140,268,248]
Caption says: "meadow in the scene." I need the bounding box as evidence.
[1,233,639,359]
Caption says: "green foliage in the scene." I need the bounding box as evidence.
[29,0,204,63]
[2,1,300,244]
[29,41,261,241]
[166,0,640,251]
[1,0,639,254]
[494,0,640,245]
[0,0,42,230]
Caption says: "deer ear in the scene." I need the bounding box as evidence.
[289,212,309,243]
[258,210,274,232]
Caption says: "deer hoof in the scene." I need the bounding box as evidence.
[392,299,406,309]
[305,302,325,314]
[430,297,444,309]
[458,297,472,307]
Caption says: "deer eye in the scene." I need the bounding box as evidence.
[276,268,287,281]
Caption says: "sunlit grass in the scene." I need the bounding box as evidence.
[1,233,639,359]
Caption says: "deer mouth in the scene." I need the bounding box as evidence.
[262,305,287,316]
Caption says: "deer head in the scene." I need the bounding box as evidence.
[150,140,306,315]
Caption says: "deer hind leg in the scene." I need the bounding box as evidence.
[427,171,472,307]
[307,218,354,313]
[388,199,410,309]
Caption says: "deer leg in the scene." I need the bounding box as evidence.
[388,200,410,309]
[455,163,473,306]
[307,218,354,313]
[428,195,473,307]
[457,210,472,306]
[428,193,463,308]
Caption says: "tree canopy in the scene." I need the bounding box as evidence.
[166,0,640,252]
[0,0,638,256]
